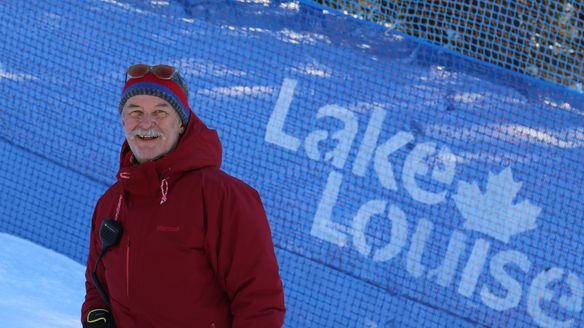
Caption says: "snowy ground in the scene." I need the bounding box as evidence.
[0,233,84,328]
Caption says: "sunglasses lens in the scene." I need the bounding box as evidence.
[126,64,178,82]
[152,65,176,80]
[127,64,150,79]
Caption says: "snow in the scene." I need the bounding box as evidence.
[0,233,85,328]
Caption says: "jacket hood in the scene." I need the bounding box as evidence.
[116,112,222,197]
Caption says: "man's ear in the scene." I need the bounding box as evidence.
[179,125,185,134]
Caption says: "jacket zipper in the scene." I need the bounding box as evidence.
[126,238,131,298]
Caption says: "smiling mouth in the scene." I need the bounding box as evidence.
[137,135,159,141]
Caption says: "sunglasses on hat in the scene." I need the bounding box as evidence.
[126,64,178,81]
[125,63,189,96]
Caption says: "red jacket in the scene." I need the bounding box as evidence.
[81,113,285,327]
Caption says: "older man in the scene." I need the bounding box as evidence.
[81,64,285,328]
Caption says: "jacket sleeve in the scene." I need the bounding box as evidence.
[204,176,286,328]
[80,200,109,323]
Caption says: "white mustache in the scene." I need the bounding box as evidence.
[128,128,165,139]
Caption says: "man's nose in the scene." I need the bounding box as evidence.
[138,114,157,128]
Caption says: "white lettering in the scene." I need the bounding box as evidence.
[427,230,467,287]
[458,238,490,297]
[528,268,583,328]
[406,219,433,278]
[352,200,386,257]
[265,78,301,151]
[373,205,408,262]
[481,250,530,311]
[304,105,358,169]
[353,108,386,176]
[374,131,414,191]
[310,170,348,246]
[403,142,455,205]
[305,130,327,161]
[351,202,408,262]
[559,272,583,313]
[271,78,576,326]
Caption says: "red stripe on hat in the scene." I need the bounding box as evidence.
[122,73,190,111]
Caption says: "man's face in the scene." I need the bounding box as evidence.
[121,95,185,163]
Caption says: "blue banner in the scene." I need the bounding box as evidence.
[0,1,582,327]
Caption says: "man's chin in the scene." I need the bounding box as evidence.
[128,142,174,163]
[133,151,165,163]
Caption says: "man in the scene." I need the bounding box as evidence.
[81,64,286,328]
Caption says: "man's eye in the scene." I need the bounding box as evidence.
[129,111,142,118]
[155,111,169,118]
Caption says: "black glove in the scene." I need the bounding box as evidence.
[83,309,116,328]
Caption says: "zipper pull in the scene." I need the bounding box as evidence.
[160,177,169,204]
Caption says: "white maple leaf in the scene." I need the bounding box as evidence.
[453,167,541,243]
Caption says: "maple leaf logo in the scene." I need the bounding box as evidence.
[452,167,541,243]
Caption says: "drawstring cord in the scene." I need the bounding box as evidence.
[114,194,123,221]
[116,169,129,219]
[160,178,169,204]
[118,168,169,205]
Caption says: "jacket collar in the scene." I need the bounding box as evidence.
[116,112,222,197]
